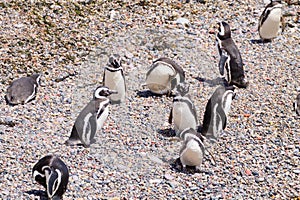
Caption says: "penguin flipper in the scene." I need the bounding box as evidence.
[219,53,228,76]
[168,108,173,124]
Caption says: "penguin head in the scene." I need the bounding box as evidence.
[217,21,231,39]
[175,82,190,96]
[31,73,42,85]
[94,86,118,99]
[32,155,69,200]
[108,54,122,68]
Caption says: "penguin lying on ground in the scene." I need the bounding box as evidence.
[179,128,205,170]
[201,85,235,143]
[32,155,69,200]
[103,54,126,104]
[145,57,185,95]
[258,0,283,42]
[216,21,248,88]
[169,82,198,137]
[5,74,41,105]
[65,86,117,147]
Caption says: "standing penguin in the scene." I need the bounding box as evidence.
[103,54,126,104]
[145,57,185,95]
[169,82,198,137]
[65,86,117,147]
[179,128,205,169]
[32,155,69,200]
[216,21,249,88]
[258,0,283,42]
[201,86,235,143]
[295,93,300,116]
[5,74,41,105]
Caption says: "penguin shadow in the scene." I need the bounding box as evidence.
[169,157,202,174]
[195,77,228,87]
[250,39,271,44]
[25,190,48,200]
[157,128,176,138]
[136,90,175,98]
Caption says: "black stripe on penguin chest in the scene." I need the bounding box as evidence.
[96,101,110,119]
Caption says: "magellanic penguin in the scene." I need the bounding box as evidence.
[32,155,69,200]
[179,128,205,169]
[5,74,41,105]
[216,21,249,88]
[258,0,283,42]
[103,54,126,104]
[169,82,198,137]
[295,93,300,116]
[65,86,117,147]
[201,85,235,143]
[145,57,185,95]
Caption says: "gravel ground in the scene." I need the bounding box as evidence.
[0,1,299,199]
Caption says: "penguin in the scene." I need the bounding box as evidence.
[179,128,205,169]
[103,54,126,104]
[32,155,69,200]
[65,86,117,147]
[145,57,185,95]
[169,82,198,137]
[216,21,249,88]
[258,0,283,42]
[5,74,41,105]
[295,93,300,116]
[201,86,235,143]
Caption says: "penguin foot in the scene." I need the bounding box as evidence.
[65,139,82,146]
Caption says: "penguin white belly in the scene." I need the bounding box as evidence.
[105,70,126,103]
[146,65,176,94]
[180,140,203,167]
[97,107,109,131]
[173,103,197,134]
[260,9,282,39]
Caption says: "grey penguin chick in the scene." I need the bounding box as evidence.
[295,93,300,116]
[145,57,185,95]
[179,128,205,169]
[6,74,41,105]
[258,0,283,42]
[169,82,198,137]
[103,54,126,104]
[201,85,235,143]
[32,155,69,200]
[65,86,117,147]
[216,21,248,88]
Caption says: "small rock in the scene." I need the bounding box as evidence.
[293,169,300,174]
[255,177,264,183]
[164,174,174,180]
[175,18,190,27]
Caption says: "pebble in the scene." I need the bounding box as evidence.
[0,1,299,199]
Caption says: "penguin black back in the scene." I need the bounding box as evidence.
[201,86,235,142]
[6,74,41,105]
[32,155,69,200]
[216,22,248,88]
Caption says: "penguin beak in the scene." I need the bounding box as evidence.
[108,90,118,94]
